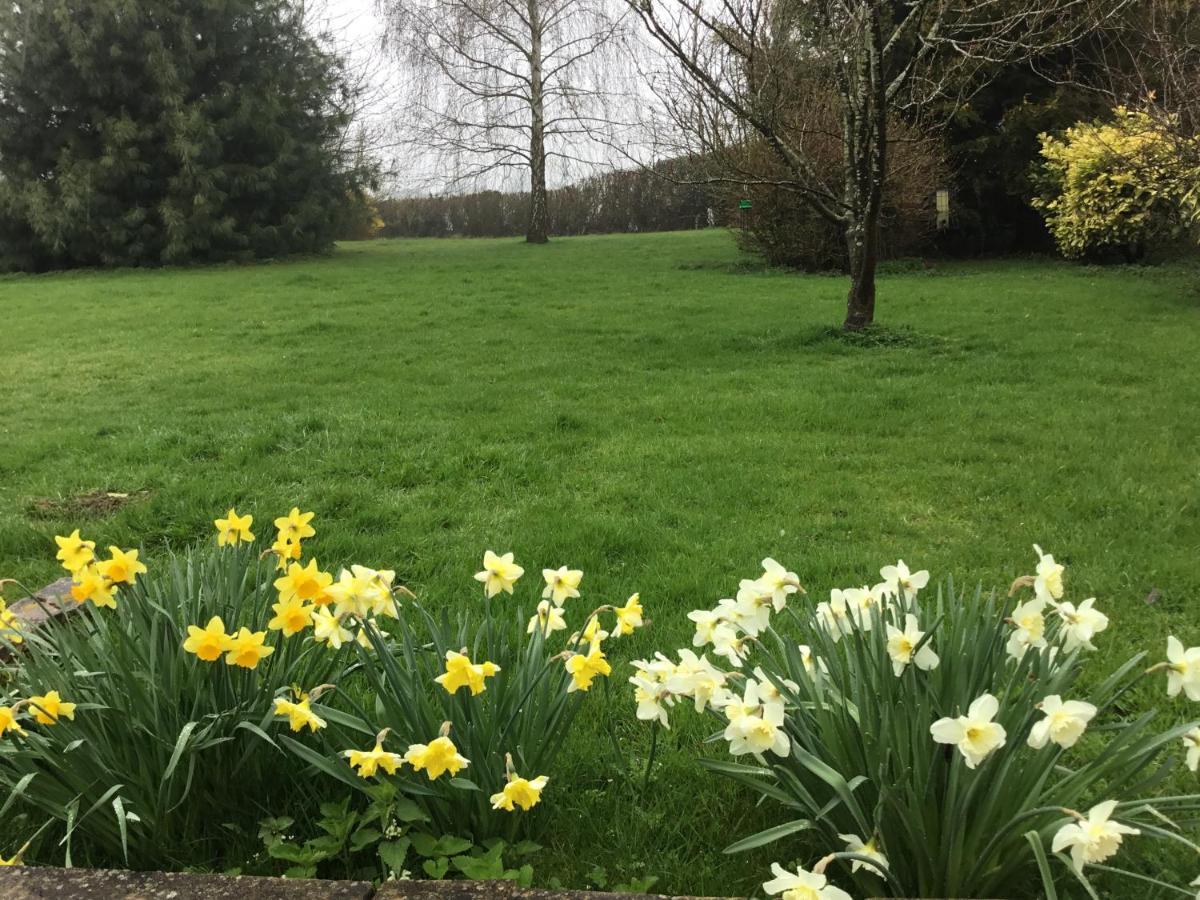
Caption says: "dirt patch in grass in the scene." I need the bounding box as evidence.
[25,490,149,520]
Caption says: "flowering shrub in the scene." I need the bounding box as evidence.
[0,511,360,868]
[282,552,641,841]
[634,551,1200,898]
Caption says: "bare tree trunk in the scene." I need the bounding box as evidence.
[526,0,549,244]
[843,212,878,331]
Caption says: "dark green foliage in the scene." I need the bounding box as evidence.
[0,0,373,271]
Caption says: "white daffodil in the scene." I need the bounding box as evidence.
[527,599,567,636]
[1032,544,1065,601]
[687,608,722,647]
[880,559,929,599]
[758,557,802,608]
[734,579,775,636]
[752,666,798,703]
[326,568,370,620]
[1051,800,1139,873]
[1166,636,1200,701]
[762,862,852,900]
[723,680,789,758]
[349,565,397,618]
[667,649,729,712]
[712,623,750,668]
[797,644,824,677]
[816,591,854,642]
[930,693,1007,769]
[843,585,885,631]
[541,566,582,604]
[629,659,675,728]
[311,606,353,649]
[838,832,889,875]
[1006,597,1048,659]
[1182,727,1200,772]
[886,614,939,677]
[1055,598,1108,652]
[1027,695,1097,750]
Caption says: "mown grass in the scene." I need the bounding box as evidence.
[1,231,1199,894]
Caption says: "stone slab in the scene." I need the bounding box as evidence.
[0,868,374,900]
[375,880,718,900]
[8,577,76,625]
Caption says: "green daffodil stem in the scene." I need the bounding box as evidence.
[642,720,660,795]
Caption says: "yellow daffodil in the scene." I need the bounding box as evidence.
[54,529,95,573]
[541,566,582,604]
[474,550,524,598]
[490,773,549,812]
[0,705,25,737]
[224,627,275,669]
[0,840,28,867]
[0,601,23,646]
[274,559,333,605]
[434,650,500,696]
[273,695,327,733]
[1027,695,1097,750]
[565,641,612,692]
[183,616,232,662]
[70,566,118,609]
[268,597,315,636]
[344,740,404,778]
[930,693,1007,769]
[527,600,567,636]
[215,508,255,546]
[1052,800,1139,873]
[97,546,146,585]
[274,507,316,544]
[270,536,303,571]
[28,690,75,725]
[311,607,353,649]
[576,614,609,645]
[404,735,470,780]
[614,593,644,636]
[336,565,397,618]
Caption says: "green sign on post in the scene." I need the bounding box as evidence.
[738,199,752,209]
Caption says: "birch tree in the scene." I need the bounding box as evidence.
[381,0,627,243]
[628,0,1129,329]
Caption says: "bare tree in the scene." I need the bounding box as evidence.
[1086,0,1200,155]
[380,0,629,242]
[627,0,1129,329]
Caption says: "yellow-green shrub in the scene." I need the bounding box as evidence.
[1034,108,1200,260]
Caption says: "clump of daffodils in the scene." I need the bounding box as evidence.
[643,547,1200,899]
[271,547,644,841]
[54,529,146,610]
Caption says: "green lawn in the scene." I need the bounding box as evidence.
[1,231,1198,893]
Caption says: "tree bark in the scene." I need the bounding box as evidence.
[843,214,879,331]
[526,0,549,244]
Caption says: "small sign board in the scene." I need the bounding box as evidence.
[738,199,752,209]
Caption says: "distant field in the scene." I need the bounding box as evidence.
[2,231,1198,892]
